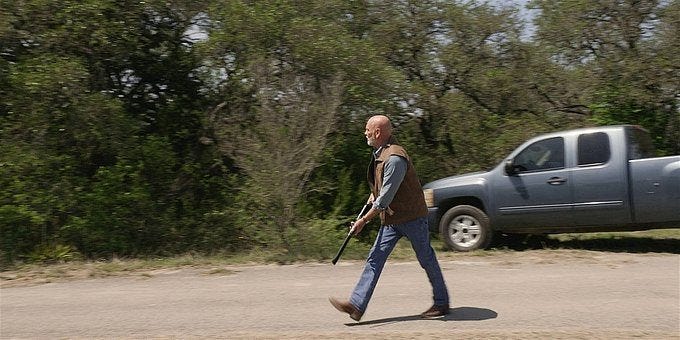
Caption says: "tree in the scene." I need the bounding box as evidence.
[0,0,235,260]
[530,0,679,154]
[213,59,343,249]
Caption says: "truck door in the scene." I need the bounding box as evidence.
[571,131,632,225]
[494,136,574,228]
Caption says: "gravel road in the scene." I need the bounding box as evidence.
[1,250,678,339]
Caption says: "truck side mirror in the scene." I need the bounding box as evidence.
[504,160,517,175]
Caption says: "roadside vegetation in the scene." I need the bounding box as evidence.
[1,1,678,268]
[2,229,678,287]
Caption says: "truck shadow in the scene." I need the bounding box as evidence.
[346,306,497,327]
[493,234,680,254]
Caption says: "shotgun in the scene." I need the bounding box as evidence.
[331,203,372,265]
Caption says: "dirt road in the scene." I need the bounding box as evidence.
[1,250,678,339]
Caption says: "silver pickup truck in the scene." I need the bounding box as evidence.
[422,125,680,251]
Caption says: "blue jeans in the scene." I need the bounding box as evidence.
[349,217,449,313]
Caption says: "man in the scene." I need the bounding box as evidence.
[329,115,450,321]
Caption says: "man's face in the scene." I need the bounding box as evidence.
[365,122,378,147]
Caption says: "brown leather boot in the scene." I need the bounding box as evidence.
[329,297,363,321]
[420,304,450,318]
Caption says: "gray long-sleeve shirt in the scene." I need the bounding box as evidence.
[372,149,407,211]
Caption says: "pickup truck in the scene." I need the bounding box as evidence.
[422,125,680,251]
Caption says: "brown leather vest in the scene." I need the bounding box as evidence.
[367,138,428,225]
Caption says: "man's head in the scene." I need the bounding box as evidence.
[365,115,393,148]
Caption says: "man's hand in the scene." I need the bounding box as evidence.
[351,217,367,235]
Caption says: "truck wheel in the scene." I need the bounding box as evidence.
[439,205,492,251]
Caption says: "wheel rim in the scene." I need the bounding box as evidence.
[447,214,482,248]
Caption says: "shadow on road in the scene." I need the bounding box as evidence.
[493,234,680,254]
[346,306,497,327]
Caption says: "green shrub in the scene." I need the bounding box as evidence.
[0,205,46,263]
[26,244,81,263]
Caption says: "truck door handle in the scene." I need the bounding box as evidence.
[547,177,567,185]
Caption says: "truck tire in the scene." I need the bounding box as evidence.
[439,205,493,251]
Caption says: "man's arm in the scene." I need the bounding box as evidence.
[373,155,407,210]
[352,155,407,234]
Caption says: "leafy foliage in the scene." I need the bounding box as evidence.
[0,0,677,263]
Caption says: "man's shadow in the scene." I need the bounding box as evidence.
[346,306,497,327]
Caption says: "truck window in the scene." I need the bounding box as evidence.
[578,132,610,166]
[514,137,565,172]
[626,126,656,159]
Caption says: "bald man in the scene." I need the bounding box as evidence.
[329,115,450,321]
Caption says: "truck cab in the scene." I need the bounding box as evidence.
[423,125,680,251]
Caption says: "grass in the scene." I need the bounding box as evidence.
[2,229,678,287]
[0,253,249,287]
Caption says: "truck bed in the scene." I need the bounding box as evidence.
[629,155,680,224]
